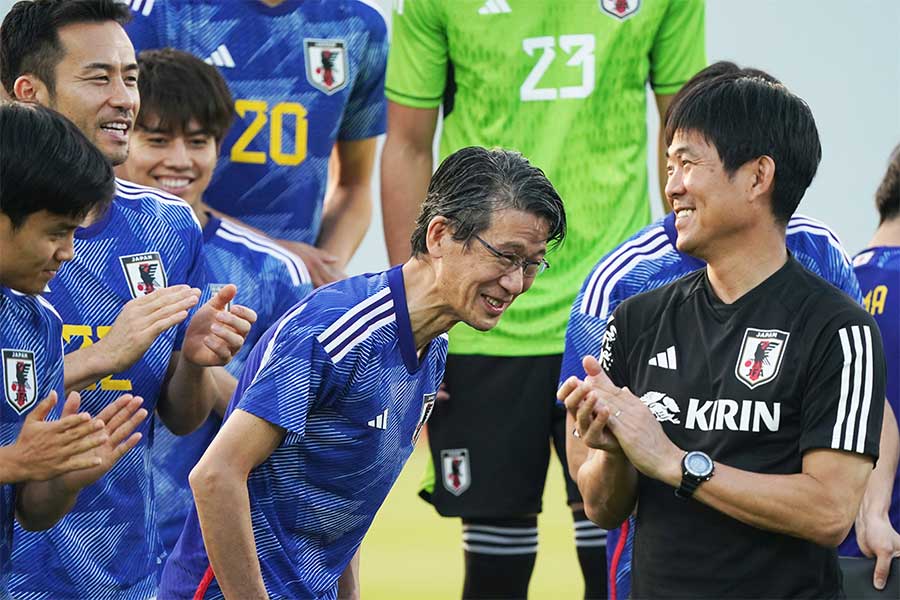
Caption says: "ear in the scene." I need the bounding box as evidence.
[425,216,453,259]
[748,155,776,201]
[12,74,49,104]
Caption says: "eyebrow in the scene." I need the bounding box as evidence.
[82,62,139,72]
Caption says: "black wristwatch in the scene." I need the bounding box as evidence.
[675,451,714,499]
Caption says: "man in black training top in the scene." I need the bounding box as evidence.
[559,70,886,598]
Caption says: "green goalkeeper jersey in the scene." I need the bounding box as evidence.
[387,0,705,356]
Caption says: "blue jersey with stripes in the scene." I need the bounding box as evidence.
[561,212,862,600]
[159,266,447,599]
[126,0,388,243]
[840,246,900,556]
[152,214,312,558]
[10,179,205,600]
[0,289,64,598]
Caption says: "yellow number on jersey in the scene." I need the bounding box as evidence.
[863,285,889,315]
[62,324,133,392]
[230,99,308,166]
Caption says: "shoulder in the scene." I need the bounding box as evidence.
[790,263,873,326]
[346,0,389,35]
[579,220,675,317]
[210,220,312,288]
[114,178,202,232]
[616,268,703,323]
[786,214,852,264]
[853,247,900,272]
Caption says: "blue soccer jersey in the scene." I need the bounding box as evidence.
[126,0,388,243]
[0,289,64,596]
[561,212,862,600]
[159,266,447,600]
[153,214,312,557]
[10,179,205,600]
[840,246,900,556]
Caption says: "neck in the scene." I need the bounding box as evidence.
[402,258,457,352]
[868,217,900,248]
[258,0,287,6]
[195,202,210,229]
[704,227,788,304]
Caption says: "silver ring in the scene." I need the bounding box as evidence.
[614,409,622,418]
[572,428,581,439]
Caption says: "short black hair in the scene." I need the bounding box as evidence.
[135,48,236,143]
[410,146,566,256]
[876,144,900,224]
[0,102,115,228]
[665,70,821,225]
[0,0,132,96]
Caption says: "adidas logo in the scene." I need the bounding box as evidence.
[205,45,235,69]
[367,408,388,430]
[117,0,155,17]
[478,0,511,14]
[648,346,677,370]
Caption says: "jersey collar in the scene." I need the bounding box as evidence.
[387,264,428,374]
[202,213,222,243]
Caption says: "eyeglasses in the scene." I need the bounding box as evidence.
[472,235,550,278]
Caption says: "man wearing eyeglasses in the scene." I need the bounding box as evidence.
[158,146,567,600]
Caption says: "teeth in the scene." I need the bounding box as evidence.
[102,123,127,131]
[485,296,503,308]
[159,177,191,188]
[676,209,694,219]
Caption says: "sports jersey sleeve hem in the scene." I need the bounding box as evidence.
[385,87,443,109]
[650,79,690,95]
[797,439,879,463]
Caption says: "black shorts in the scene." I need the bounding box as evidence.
[421,353,582,518]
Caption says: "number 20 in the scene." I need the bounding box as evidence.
[230,99,309,166]
[520,35,595,102]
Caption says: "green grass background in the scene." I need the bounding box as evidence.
[361,443,583,599]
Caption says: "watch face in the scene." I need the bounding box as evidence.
[685,451,713,477]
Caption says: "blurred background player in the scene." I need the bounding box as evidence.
[158,147,567,600]
[561,61,889,600]
[0,1,257,597]
[116,47,314,560]
[843,143,900,590]
[0,101,147,598]
[381,1,705,597]
[126,0,389,286]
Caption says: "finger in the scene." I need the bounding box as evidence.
[873,551,890,590]
[58,452,104,472]
[208,325,245,354]
[557,376,582,401]
[148,294,200,322]
[94,394,135,426]
[108,407,148,447]
[131,284,193,308]
[437,389,451,402]
[216,308,256,334]
[562,380,591,413]
[203,335,236,365]
[61,427,109,457]
[207,284,237,311]
[27,391,58,422]
[102,396,145,437]
[109,431,144,463]
[59,391,82,418]
[316,250,339,264]
[583,355,604,377]
[575,392,599,433]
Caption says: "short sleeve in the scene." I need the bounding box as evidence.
[173,227,208,350]
[236,325,330,438]
[384,0,448,109]
[834,256,864,305]
[649,0,706,95]
[338,12,388,141]
[800,315,886,459]
[599,310,630,390]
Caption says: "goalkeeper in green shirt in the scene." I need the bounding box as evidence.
[382,1,705,597]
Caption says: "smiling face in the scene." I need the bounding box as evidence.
[437,208,550,331]
[0,210,81,294]
[118,117,218,208]
[41,21,139,166]
[666,130,757,260]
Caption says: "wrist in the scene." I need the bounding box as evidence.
[658,445,685,488]
[0,444,27,483]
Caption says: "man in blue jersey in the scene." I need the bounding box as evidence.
[1,2,258,598]
[158,146,567,600]
[125,0,389,286]
[117,47,314,558]
[561,63,894,599]
[844,144,900,590]
[0,102,147,595]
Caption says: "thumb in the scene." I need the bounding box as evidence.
[583,355,613,386]
[27,390,58,422]
[872,552,890,590]
[207,284,237,311]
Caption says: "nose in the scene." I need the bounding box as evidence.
[665,167,685,204]
[498,266,525,296]
[56,232,76,263]
[107,75,137,112]
[164,139,191,169]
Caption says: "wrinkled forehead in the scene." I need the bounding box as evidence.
[55,21,137,73]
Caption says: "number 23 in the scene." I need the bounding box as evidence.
[520,34,595,102]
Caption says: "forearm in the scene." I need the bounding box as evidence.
[381,138,433,265]
[0,445,27,484]
[577,448,638,529]
[15,477,79,531]
[337,548,361,600]
[190,464,268,599]
[64,344,114,394]
[317,185,372,268]
[211,367,238,418]
[159,358,218,435]
[861,401,899,517]
[565,413,591,481]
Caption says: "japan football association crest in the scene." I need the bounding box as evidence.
[304,38,348,95]
[3,349,37,414]
[119,252,167,298]
[599,0,641,20]
[413,392,437,444]
[735,328,790,390]
[441,448,470,496]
